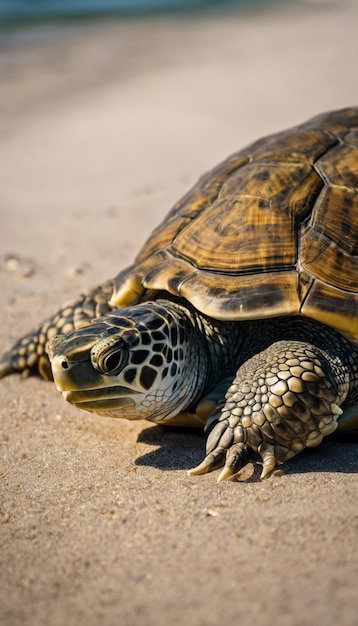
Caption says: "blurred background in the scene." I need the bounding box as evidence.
[0,0,285,22]
[1,0,357,293]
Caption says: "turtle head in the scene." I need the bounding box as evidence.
[48,301,196,421]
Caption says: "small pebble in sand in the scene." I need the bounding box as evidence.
[66,264,87,280]
[5,254,35,279]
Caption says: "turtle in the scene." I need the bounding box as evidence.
[1,107,358,481]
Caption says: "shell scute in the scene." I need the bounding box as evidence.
[306,184,358,256]
[314,139,358,189]
[250,128,338,165]
[172,194,296,273]
[301,280,358,339]
[218,161,312,198]
[178,269,301,320]
[300,107,358,133]
[136,150,251,264]
[113,108,358,341]
[301,229,357,292]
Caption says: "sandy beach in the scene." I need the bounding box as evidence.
[1,1,358,624]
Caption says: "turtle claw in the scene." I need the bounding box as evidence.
[259,443,278,479]
[217,466,235,482]
[217,442,254,482]
[189,440,256,481]
[188,447,226,476]
[191,439,277,482]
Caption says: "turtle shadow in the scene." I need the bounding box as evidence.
[135,424,206,471]
[135,425,358,477]
[283,438,358,475]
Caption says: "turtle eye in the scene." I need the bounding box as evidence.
[91,344,128,375]
[102,350,124,373]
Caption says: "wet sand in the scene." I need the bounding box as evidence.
[0,1,357,624]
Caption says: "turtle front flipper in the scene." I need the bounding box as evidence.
[190,339,357,481]
[0,281,114,381]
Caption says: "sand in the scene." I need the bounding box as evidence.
[0,1,357,624]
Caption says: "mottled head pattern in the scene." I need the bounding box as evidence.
[49,301,198,421]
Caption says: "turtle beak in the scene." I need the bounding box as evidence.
[48,333,105,392]
[48,335,73,392]
[49,334,138,412]
[50,352,77,392]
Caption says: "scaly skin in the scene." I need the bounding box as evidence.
[190,338,356,480]
[1,292,357,479]
[48,300,218,423]
[49,305,358,478]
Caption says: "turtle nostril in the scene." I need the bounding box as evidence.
[61,359,69,370]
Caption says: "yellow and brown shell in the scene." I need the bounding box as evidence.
[112,108,358,343]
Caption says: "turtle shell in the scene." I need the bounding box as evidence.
[112,107,358,342]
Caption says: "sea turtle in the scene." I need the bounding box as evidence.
[1,107,358,481]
